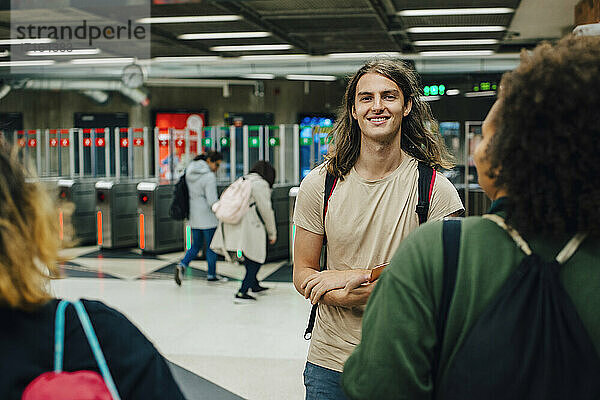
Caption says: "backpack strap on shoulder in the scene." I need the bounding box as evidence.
[417,161,436,225]
[555,233,587,264]
[482,214,532,256]
[433,218,461,393]
[303,171,337,341]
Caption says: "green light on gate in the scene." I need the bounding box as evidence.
[248,137,260,148]
[423,86,430,96]
[473,85,480,91]
[186,225,191,250]
[320,136,332,145]
[202,138,212,147]
[492,84,497,90]
[300,137,312,146]
[439,85,445,95]
[220,137,230,147]
[480,82,491,91]
[430,85,438,95]
[237,249,243,259]
[268,137,280,147]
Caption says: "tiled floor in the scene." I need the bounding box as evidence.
[51,246,311,400]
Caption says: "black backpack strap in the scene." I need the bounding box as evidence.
[304,172,337,340]
[432,218,461,392]
[416,161,436,225]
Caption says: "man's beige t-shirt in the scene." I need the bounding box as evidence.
[293,152,464,372]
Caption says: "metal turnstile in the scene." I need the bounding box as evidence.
[57,179,97,245]
[95,180,138,249]
[137,182,184,253]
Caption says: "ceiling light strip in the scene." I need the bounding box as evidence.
[407,26,506,33]
[178,32,271,40]
[137,15,242,24]
[413,39,499,46]
[0,60,56,67]
[419,50,495,56]
[210,44,292,52]
[286,74,337,81]
[70,57,135,64]
[398,8,514,16]
[27,49,101,56]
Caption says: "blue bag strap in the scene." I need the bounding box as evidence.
[54,299,121,400]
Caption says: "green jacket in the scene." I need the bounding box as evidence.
[342,203,600,399]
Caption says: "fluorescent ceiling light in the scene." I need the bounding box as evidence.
[420,50,495,56]
[413,39,499,46]
[137,15,241,24]
[327,52,401,58]
[70,57,135,64]
[407,26,506,33]
[286,74,337,81]
[398,8,514,16]
[240,54,308,60]
[0,38,55,45]
[0,60,56,67]
[240,73,275,79]
[178,32,271,40]
[210,44,292,52]
[446,89,460,96]
[152,56,221,63]
[27,48,101,56]
[465,91,496,97]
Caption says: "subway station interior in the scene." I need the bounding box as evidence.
[0,0,596,399]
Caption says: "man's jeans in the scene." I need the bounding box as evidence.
[304,362,349,400]
[181,228,217,278]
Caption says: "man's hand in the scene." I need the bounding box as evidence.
[302,269,371,305]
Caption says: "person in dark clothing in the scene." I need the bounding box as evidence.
[0,144,185,399]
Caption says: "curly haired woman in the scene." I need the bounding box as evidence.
[343,35,600,399]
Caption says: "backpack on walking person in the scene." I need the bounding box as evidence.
[22,300,121,400]
[169,172,189,221]
[212,176,253,224]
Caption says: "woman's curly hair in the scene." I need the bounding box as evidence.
[489,35,600,236]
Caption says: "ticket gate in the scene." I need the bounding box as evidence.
[137,182,184,254]
[95,180,138,249]
[57,179,97,245]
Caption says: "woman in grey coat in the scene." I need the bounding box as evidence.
[211,161,277,300]
[175,151,223,286]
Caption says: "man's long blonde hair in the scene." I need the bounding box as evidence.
[0,145,61,310]
[325,59,455,179]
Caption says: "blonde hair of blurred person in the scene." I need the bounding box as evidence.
[0,145,61,311]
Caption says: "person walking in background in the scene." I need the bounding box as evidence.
[211,161,277,301]
[175,150,224,285]
[293,58,464,399]
[342,35,600,399]
[0,144,185,399]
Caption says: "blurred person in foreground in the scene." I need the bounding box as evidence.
[0,145,185,399]
[342,35,600,399]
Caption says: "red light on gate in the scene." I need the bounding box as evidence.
[139,214,145,250]
[97,211,103,245]
[59,190,67,199]
[97,192,105,202]
[139,193,149,204]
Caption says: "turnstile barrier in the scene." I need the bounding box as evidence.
[57,179,97,245]
[137,182,184,254]
[95,180,138,249]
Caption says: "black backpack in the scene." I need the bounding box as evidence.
[437,215,600,399]
[169,172,189,221]
[304,161,436,339]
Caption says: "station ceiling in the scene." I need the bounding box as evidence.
[0,0,582,81]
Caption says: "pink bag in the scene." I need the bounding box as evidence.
[212,176,252,224]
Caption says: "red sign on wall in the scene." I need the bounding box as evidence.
[175,139,185,148]
[28,138,37,147]
[60,138,70,147]
[83,138,92,147]
[49,138,58,147]
[159,139,168,147]
[120,138,129,147]
[95,138,106,147]
[133,138,144,147]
